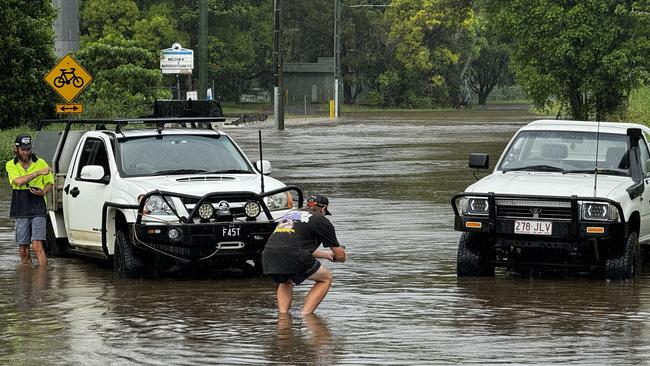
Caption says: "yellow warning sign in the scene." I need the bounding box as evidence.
[55,103,84,114]
[44,54,93,102]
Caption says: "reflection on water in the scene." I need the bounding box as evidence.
[2,109,650,363]
[270,314,338,365]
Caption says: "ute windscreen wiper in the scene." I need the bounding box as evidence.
[152,169,208,175]
[502,165,565,173]
[206,169,253,174]
[563,168,629,176]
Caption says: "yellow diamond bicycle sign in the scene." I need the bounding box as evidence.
[44,53,93,102]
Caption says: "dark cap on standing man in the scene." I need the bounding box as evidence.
[14,134,32,149]
[306,194,332,215]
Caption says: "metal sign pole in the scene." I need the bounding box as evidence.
[273,0,284,130]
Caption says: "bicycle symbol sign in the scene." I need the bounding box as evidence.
[44,53,93,102]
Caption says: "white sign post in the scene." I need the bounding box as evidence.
[160,43,194,75]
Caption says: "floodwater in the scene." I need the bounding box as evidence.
[2,108,650,365]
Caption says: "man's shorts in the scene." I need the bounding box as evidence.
[15,216,47,245]
[271,260,321,285]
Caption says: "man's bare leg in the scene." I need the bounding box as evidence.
[277,282,294,313]
[32,240,47,266]
[301,266,333,315]
[19,245,31,265]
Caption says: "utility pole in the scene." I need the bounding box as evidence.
[51,0,80,57]
[334,0,341,118]
[273,0,285,130]
[198,0,208,99]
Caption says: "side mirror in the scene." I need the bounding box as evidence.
[255,160,272,175]
[80,165,107,182]
[469,153,490,169]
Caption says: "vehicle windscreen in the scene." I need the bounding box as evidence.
[498,130,629,176]
[117,134,254,177]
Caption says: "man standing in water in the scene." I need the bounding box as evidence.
[262,194,347,314]
[5,134,53,266]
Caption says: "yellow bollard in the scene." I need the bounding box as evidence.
[329,99,334,119]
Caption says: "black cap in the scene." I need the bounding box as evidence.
[306,194,332,215]
[15,134,32,149]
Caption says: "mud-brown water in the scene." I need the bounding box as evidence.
[2,109,650,365]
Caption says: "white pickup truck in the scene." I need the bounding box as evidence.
[34,118,303,277]
[452,119,650,280]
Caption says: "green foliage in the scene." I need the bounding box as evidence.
[488,0,650,120]
[384,0,475,107]
[468,13,511,105]
[76,36,170,118]
[0,127,28,170]
[626,85,650,125]
[205,1,274,101]
[81,0,140,40]
[133,4,189,51]
[365,91,384,106]
[341,5,392,104]
[0,1,57,129]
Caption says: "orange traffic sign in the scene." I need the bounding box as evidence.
[55,103,83,114]
[44,54,93,102]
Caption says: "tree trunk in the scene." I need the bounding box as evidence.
[478,93,488,105]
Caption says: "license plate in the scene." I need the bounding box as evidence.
[514,220,552,236]
[222,225,241,237]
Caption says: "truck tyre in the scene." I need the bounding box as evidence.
[45,216,68,257]
[250,254,264,276]
[606,232,641,280]
[114,229,143,278]
[457,232,495,277]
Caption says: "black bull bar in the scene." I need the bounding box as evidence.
[450,192,626,237]
[100,185,303,258]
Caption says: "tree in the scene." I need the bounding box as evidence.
[204,1,274,101]
[0,1,56,128]
[81,0,140,41]
[76,36,169,118]
[488,0,650,120]
[282,0,392,105]
[468,16,510,105]
[341,4,392,104]
[384,0,476,107]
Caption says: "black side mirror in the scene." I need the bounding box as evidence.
[469,153,489,169]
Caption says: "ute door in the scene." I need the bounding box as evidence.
[638,136,650,241]
[63,136,112,250]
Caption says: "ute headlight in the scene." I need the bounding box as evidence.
[459,197,489,216]
[244,201,261,218]
[581,202,619,221]
[197,203,214,220]
[264,192,293,210]
[144,195,175,215]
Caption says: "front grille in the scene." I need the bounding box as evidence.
[496,199,572,220]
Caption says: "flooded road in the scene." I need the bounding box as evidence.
[2,109,650,364]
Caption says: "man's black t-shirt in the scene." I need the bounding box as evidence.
[262,209,340,274]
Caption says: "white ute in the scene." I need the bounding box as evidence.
[34,119,303,277]
[451,119,650,280]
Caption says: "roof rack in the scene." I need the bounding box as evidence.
[38,116,226,134]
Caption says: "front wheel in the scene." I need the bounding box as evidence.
[114,229,143,278]
[605,232,641,280]
[457,232,495,277]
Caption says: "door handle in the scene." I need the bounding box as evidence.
[64,184,70,194]
[70,187,80,198]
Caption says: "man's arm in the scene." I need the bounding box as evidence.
[12,167,52,187]
[331,246,346,263]
[30,183,52,197]
[313,250,334,261]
